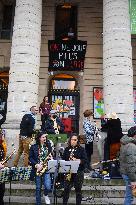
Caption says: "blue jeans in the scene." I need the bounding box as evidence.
[35,173,51,205]
[122,174,133,205]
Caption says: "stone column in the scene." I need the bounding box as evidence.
[3,0,42,151]
[103,0,134,131]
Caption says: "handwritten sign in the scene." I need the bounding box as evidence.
[48,40,87,71]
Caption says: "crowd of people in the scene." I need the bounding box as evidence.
[0,98,136,205]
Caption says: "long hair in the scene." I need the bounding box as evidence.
[83,109,93,118]
[36,131,48,146]
[40,96,48,108]
[67,133,80,147]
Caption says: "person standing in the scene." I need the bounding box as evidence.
[41,110,64,134]
[104,112,123,160]
[13,106,38,167]
[62,133,88,205]
[100,116,108,160]
[0,129,7,205]
[0,162,5,205]
[119,126,136,205]
[29,131,52,205]
[39,96,51,126]
[83,109,95,170]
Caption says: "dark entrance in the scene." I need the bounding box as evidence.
[48,74,80,134]
[55,5,77,41]
[0,71,8,127]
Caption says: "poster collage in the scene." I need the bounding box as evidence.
[93,87,136,123]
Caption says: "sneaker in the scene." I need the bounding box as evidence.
[44,195,50,204]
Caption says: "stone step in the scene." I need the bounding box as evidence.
[84,176,125,186]
[5,183,126,198]
[3,175,133,205]
[4,196,136,205]
[6,175,125,186]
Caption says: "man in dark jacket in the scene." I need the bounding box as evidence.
[41,110,64,134]
[62,133,88,205]
[119,126,136,205]
[13,106,38,167]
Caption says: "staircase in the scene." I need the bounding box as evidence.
[4,174,136,205]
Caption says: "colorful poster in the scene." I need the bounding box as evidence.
[93,88,136,120]
[51,98,75,118]
[129,0,136,34]
[93,87,105,119]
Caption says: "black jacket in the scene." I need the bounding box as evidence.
[106,118,123,144]
[29,140,52,180]
[20,114,35,137]
[42,117,65,134]
[62,146,88,171]
[29,140,52,166]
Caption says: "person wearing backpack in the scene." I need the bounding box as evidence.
[119,126,136,205]
[13,106,38,167]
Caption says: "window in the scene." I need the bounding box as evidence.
[55,5,77,41]
[1,5,13,39]
[52,79,76,90]
[50,74,76,90]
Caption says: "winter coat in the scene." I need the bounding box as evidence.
[106,118,123,144]
[41,117,65,134]
[62,145,88,171]
[119,135,136,181]
[20,113,36,137]
[29,140,52,180]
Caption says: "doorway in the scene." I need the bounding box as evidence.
[48,74,80,134]
[0,71,8,127]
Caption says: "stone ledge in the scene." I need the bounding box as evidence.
[4,196,136,205]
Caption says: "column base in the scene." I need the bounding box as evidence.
[2,119,20,130]
[2,128,20,155]
[1,120,20,154]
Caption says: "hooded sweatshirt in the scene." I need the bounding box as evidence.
[119,135,136,181]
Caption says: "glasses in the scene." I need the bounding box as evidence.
[71,139,78,141]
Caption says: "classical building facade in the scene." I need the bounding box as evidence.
[0,0,135,150]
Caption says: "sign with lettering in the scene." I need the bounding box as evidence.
[48,40,87,71]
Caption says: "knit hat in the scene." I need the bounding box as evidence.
[128,126,136,137]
